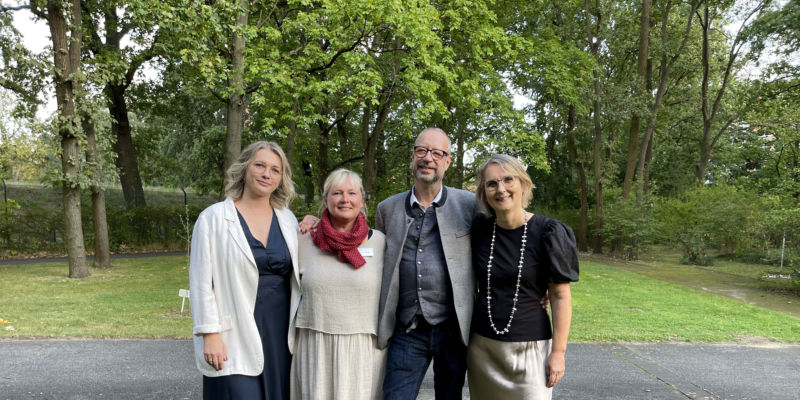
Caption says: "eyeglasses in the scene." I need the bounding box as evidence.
[413,146,449,161]
[484,175,517,191]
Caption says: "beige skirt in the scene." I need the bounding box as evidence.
[290,328,387,400]
[466,333,553,400]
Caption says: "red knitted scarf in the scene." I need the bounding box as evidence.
[310,209,369,269]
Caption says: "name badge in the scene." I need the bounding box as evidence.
[358,248,374,257]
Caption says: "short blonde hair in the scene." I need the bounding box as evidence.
[224,141,296,209]
[475,154,534,216]
[319,168,368,217]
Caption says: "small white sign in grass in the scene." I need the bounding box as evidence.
[762,274,792,279]
[178,289,190,313]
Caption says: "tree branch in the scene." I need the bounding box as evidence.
[123,32,161,88]
[209,87,225,103]
[0,4,29,12]
[305,37,363,74]
[710,115,737,150]
[330,155,365,170]
[0,76,27,95]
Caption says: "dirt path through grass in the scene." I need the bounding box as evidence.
[583,254,800,319]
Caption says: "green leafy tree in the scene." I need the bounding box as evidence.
[31,0,90,278]
[82,0,166,208]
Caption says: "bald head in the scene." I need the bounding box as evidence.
[415,128,451,153]
[412,127,452,185]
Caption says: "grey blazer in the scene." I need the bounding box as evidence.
[374,186,478,348]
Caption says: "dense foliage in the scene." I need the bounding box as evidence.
[0,0,798,275]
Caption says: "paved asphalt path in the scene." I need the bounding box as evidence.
[2,339,798,400]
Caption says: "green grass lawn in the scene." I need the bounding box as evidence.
[1,256,799,342]
[0,256,193,338]
[571,261,800,342]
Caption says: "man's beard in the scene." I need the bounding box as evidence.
[414,163,442,184]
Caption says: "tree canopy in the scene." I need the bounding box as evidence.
[1,0,799,272]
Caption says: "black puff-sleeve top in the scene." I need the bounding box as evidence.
[471,213,580,342]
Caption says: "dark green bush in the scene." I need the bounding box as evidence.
[99,204,203,251]
[599,189,656,260]
[651,185,800,265]
[724,248,798,268]
[0,200,65,255]
[0,199,205,257]
[677,229,715,266]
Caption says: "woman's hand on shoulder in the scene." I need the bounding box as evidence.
[298,215,320,234]
[203,333,227,371]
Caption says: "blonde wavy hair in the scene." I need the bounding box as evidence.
[224,141,296,209]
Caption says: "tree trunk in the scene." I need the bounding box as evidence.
[337,111,348,157]
[621,0,650,200]
[360,102,374,198]
[697,3,712,184]
[565,106,589,252]
[695,1,765,183]
[642,60,654,198]
[793,140,799,204]
[221,0,250,198]
[302,160,314,205]
[286,99,298,166]
[98,7,149,209]
[455,132,464,189]
[47,0,89,278]
[82,113,110,269]
[362,82,395,200]
[108,83,146,208]
[316,122,330,194]
[591,78,604,254]
[61,136,89,278]
[643,129,654,197]
[585,0,604,253]
[376,127,386,201]
[635,0,700,188]
[365,93,392,199]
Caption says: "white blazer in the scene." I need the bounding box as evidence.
[189,197,301,377]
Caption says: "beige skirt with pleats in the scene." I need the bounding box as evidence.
[466,333,553,400]
[290,328,387,400]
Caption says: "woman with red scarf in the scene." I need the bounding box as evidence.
[290,168,387,399]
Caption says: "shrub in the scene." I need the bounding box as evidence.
[677,229,715,266]
[0,199,65,255]
[654,185,768,264]
[599,189,656,260]
[100,204,203,251]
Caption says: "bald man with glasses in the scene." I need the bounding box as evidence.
[374,127,479,400]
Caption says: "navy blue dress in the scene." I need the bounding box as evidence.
[203,211,292,400]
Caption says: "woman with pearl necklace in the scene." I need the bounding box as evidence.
[467,154,579,400]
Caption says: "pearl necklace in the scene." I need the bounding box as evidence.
[486,213,528,335]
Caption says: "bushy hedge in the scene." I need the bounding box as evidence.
[652,185,798,266]
[0,200,204,256]
[98,204,203,252]
[600,189,657,260]
[552,185,799,266]
[0,199,64,255]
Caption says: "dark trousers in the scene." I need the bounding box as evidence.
[382,318,467,400]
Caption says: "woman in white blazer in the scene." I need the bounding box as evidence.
[189,141,301,400]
